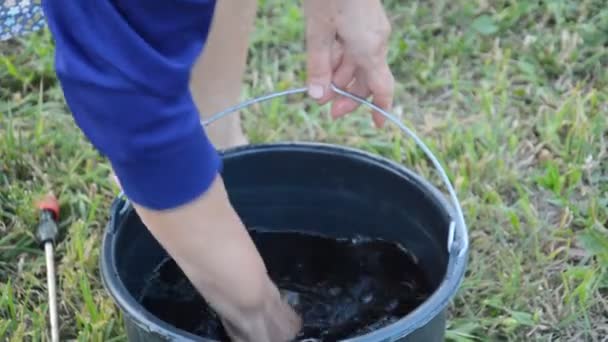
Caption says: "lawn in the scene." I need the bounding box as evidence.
[1,0,607,341]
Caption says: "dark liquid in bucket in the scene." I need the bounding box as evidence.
[138,229,432,341]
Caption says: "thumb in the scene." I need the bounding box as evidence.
[305,21,334,103]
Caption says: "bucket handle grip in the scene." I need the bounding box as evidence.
[201,84,468,257]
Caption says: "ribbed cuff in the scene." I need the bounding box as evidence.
[111,129,222,210]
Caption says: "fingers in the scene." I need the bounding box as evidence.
[366,62,394,128]
[329,59,393,128]
[331,74,371,119]
[332,54,356,90]
[309,39,349,105]
[330,39,345,72]
[222,284,302,342]
[305,16,335,104]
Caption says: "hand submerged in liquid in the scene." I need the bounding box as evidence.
[219,281,302,342]
[139,230,431,341]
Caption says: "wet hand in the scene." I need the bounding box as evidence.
[303,0,395,127]
[221,283,302,342]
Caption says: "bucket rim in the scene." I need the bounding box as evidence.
[100,141,469,341]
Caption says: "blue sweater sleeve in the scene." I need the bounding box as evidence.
[41,0,221,210]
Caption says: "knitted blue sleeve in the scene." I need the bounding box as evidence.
[42,0,221,210]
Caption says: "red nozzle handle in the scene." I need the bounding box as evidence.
[36,194,60,221]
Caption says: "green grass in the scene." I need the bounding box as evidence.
[1,0,607,341]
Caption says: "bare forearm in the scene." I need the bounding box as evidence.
[132,174,301,341]
[134,175,268,309]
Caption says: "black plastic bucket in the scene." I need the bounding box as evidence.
[100,86,469,342]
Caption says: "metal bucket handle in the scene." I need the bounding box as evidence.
[201,84,468,258]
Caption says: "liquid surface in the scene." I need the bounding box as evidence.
[138,229,432,341]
